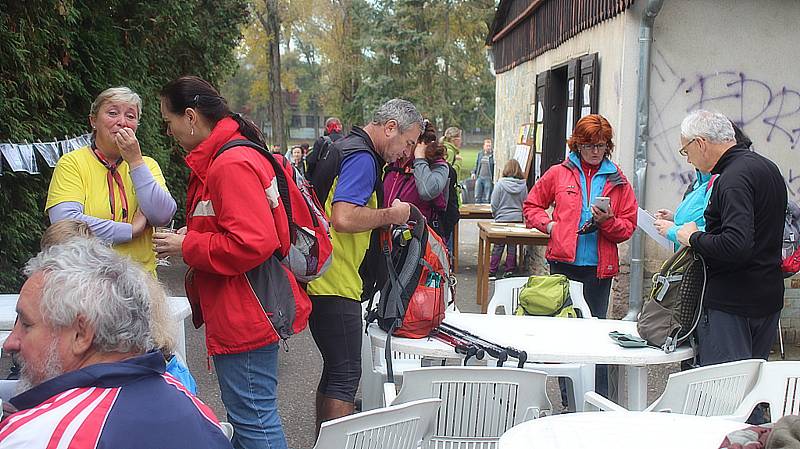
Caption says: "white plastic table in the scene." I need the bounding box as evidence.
[498,411,746,449]
[0,294,191,362]
[368,312,694,410]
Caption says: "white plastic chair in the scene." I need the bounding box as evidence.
[730,361,800,422]
[487,277,596,411]
[390,367,551,449]
[584,359,764,417]
[486,277,527,316]
[312,398,441,449]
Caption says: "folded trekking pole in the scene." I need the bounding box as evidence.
[431,329,486,364]
[439,322,528,368]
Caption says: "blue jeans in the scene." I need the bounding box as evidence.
[214,343,288,449]
[475,176,493,203]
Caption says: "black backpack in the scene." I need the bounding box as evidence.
[437,164,461,239]
[305,135,333,183]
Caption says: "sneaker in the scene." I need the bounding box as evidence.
[502,271,516,279]
[488,271,497,281]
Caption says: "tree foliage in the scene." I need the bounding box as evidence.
[224,0,495,132]
[0,0,249,291]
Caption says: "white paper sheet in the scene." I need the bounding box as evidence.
[637,207,673,250]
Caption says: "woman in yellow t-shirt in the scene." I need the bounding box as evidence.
[45,87,177,274]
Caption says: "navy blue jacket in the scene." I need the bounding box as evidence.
[2,352,231,448]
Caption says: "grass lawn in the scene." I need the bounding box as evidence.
[458,146,480,181]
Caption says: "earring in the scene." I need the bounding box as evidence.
[190,127,194,136]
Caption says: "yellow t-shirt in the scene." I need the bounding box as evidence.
[45,146,169,274]
[307,176,377,301]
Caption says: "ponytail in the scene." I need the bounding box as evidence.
[230,112,265,147]
[160,76,264,146]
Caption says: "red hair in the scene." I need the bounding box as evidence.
[567,114,615,156]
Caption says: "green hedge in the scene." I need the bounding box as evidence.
[0,0,249,291]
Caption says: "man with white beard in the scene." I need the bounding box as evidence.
[0,238,232,448]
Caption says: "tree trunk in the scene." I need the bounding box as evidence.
[258,0,286,152]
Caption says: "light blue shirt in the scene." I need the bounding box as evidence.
[667,171,714,250]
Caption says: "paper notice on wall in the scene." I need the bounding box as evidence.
[513,144,531,172]
[637,208,673,250]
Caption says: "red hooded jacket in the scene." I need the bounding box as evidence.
[523,158,638,279]
[182,117,311,355]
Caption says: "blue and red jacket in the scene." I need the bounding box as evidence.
[0,352,231,449]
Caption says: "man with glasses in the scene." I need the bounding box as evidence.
[676,110,786,368]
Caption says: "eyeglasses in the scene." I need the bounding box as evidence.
[578,143,608,153]
[678,138,696,156]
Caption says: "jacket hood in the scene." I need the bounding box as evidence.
[496,177,527,195]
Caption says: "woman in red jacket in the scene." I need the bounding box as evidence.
[523,114,637,400]
[153,76,310,449]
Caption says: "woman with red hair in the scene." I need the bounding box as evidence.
[523,114,637,401]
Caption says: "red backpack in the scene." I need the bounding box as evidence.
[215,140,333,284]
[366,206,452,339]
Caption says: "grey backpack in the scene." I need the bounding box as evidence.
[637,246,706,353]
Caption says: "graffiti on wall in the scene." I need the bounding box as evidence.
[647,49,798,199]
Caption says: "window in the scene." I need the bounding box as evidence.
[529,53,599,186]
[291,115,302,128]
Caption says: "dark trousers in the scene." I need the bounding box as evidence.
[695,307,780,367]
[549,261,613,402]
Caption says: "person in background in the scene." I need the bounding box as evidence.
[523,113,637,402]
[290,144,307,177]
[154,76,310,449]
[45,86,177,275]
[383,120,449,235]
[300,142,310,157]
[306,117,344,179]
[442,126,463,176]
[489,159,527,279]
[0,238,231,448]
[472,138,495,203]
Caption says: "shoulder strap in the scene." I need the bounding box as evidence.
[214,139,294,223]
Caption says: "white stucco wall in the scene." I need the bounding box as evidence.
[493,0,799,269]
[648,0,799,210]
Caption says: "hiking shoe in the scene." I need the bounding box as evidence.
[488,271,497,281]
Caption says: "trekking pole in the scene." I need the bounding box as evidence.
[438,325,510,367]
[439,322,528,368]
[431,330,485,364]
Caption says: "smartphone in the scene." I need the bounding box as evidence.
[592,196,611,212]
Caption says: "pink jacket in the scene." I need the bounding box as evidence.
[523,158,638,279]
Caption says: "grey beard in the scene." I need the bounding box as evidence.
[16,340,64,395]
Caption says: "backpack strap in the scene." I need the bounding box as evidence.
[214,139,294,225]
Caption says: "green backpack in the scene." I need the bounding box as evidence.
[514,274,578,318]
